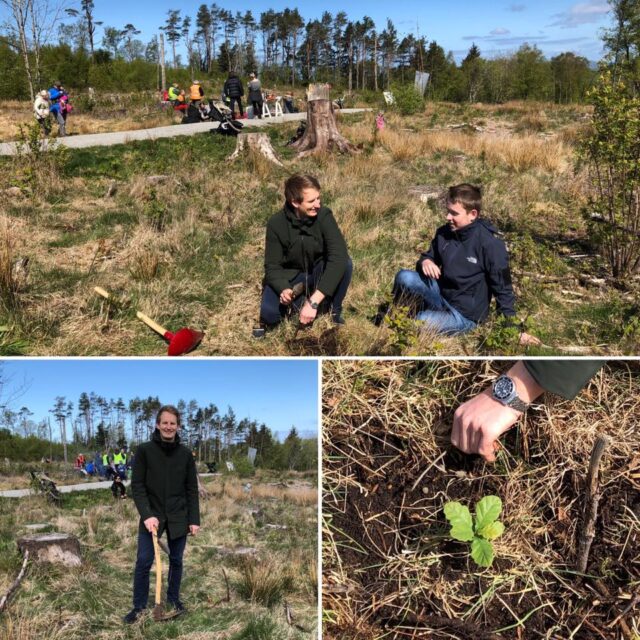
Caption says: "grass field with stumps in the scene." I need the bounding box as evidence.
[0,471,317,640]
[0,98,638,355]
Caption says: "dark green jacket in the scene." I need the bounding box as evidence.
[524,361,604,399]
[131,429,200,540]
[264,204,349,297]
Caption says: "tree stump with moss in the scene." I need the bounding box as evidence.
[227,132,284,167]
[290,84,358,157]
[17,533,82,566]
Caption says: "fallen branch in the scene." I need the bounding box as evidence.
[0,550,29,614]
[576,435,611,573]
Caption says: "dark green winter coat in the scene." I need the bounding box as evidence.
[131,429,200,540]
[524,361,604,399]
[264,203,349,297]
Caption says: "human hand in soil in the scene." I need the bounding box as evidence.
[452,391,522,462]
[421,259,441,280]
[144,517,160,533]
[451,362,545,462]
[280,289,294,305]
[519,331,541,346]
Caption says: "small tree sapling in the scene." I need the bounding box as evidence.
[443,495,504,567]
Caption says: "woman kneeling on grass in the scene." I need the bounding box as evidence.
[259,174,353,331]
[124,405,200,624]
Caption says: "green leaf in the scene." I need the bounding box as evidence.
[443,501,474,542]
[477,520,504,540]
[474,495,502,531]
[471,537,494,567]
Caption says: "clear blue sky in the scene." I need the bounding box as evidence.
[63,0,612,62]
[0,359,318,440]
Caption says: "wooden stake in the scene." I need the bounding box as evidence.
[576,434,611,573]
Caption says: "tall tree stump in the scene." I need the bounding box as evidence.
[290,84,358,157]
[227,132,284,166]
[17,533,82,567]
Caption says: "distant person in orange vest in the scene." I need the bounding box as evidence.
[189,80,204,107]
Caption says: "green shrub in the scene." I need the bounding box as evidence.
[578,72,640,278]
[391,84,425,116]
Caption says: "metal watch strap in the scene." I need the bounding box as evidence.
[308,299,319,310]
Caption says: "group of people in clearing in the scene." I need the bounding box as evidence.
[33,81,72,137]
[165,72,298,121]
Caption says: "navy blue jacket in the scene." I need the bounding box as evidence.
[418,219,516,323]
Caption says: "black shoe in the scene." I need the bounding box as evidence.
[332,314,345,325]
[123,608,144,624]
[373,303,390,327]
[167,601,187,616]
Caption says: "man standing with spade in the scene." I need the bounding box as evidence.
[124,405,200,623]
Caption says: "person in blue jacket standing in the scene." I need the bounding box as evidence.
[389,183,539,344]
[48,81,66,137]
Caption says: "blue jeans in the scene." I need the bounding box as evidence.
[260,257,353,326]
[132,530,188,609]
[392,269,476,335]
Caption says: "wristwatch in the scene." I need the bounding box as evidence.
[492,375,529,413]
[307,299,319,310]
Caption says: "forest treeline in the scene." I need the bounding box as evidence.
[1,1,600,102]
[0,393,316,471]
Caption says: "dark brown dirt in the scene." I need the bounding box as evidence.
[324,428,639,640]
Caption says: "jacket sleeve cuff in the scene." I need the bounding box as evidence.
[524,361,604,399]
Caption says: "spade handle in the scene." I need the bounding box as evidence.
[152,530,162,605]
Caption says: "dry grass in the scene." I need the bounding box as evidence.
[0,471,318,639]
[378,127,568,172]
[323,360,640,639]
[0,99,634,356]
[0,98,175,142]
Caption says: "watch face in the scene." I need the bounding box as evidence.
[494,376,515,401]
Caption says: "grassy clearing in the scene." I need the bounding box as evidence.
[0,472,317,640]
[322,360,640,639]
[0,99,637,355]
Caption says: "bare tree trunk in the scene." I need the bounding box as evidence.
[159,33,166,92]
[374,35,378,92]
[290,84,358,158]
[348,42,353,94]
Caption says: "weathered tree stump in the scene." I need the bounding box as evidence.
[227,132,284,166]
[290,84,358,157]
[17,533,82,567]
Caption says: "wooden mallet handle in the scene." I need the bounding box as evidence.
[136,312,169,337]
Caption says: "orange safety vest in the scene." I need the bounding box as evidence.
[190,84,202,101]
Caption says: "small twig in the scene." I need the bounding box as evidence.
[0,550,29,614]
[608,589,640,630]
[576,435,611,573]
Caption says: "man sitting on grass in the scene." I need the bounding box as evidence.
[385,183,539,344]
